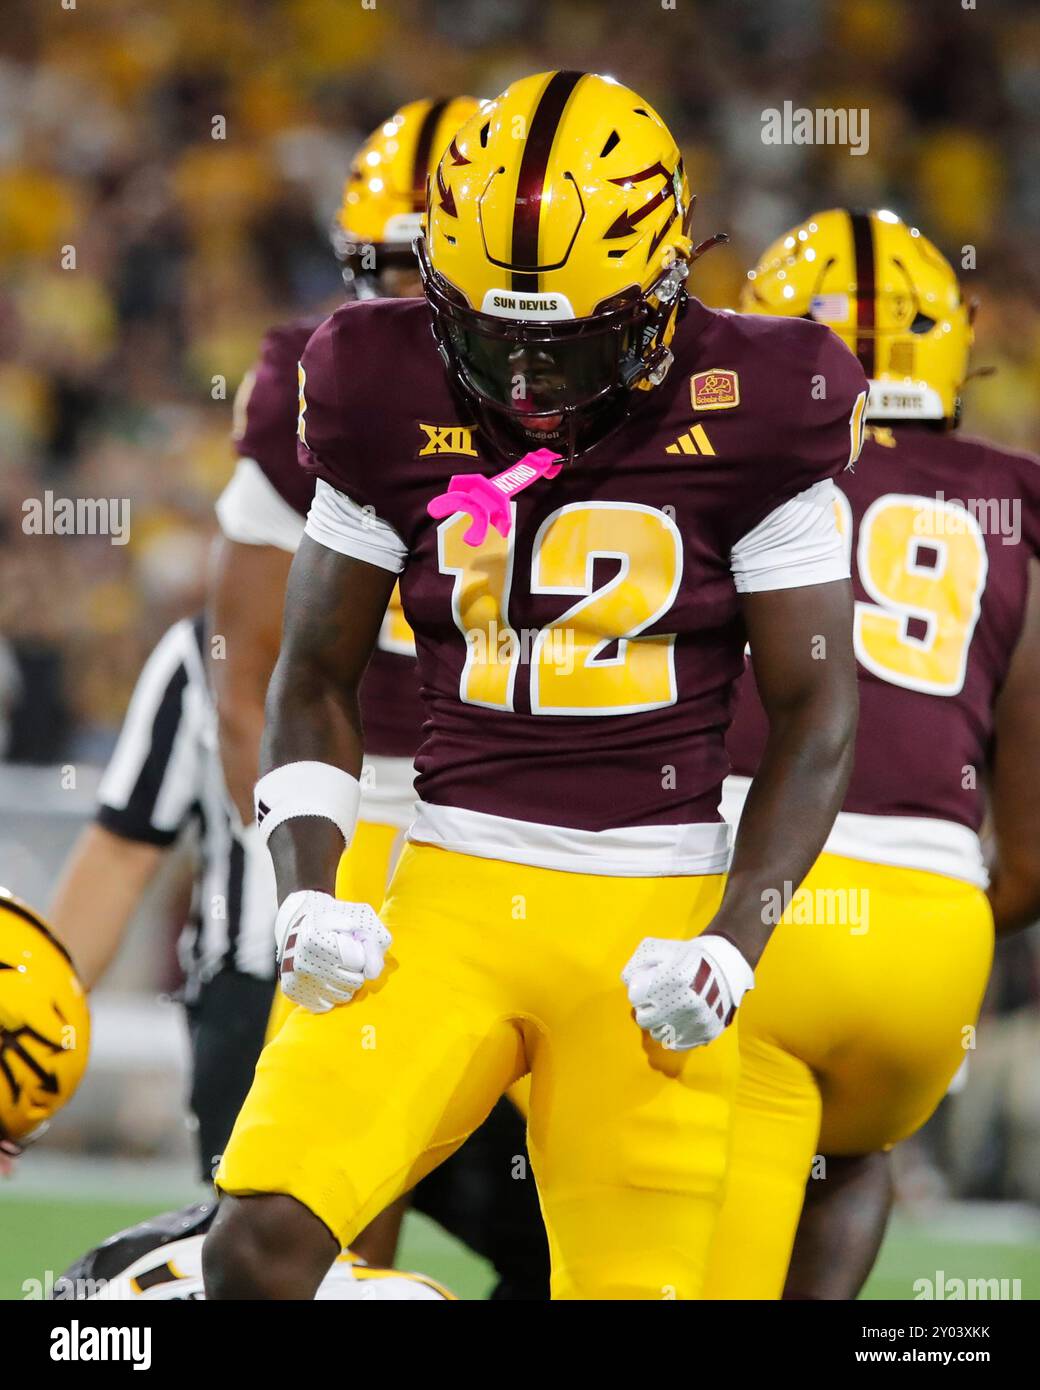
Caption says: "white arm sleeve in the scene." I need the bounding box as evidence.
[304,478,408,573]
[730,479,849,594]
[215,458,306,553]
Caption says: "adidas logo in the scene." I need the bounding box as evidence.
[666,425,715,456]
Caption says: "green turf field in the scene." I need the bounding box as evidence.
[1,1188,1037,1300]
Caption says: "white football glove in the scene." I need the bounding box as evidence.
[621,934,754,1050]
[275,890,392,1014]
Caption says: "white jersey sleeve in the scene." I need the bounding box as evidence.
[730,479,849,594]
[215,458,306,553]
[304,478,408,573]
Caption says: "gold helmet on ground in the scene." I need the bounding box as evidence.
[741,208,972,425]
[418,71,700,457]
[0,889,90,1148]
[333,96,482,294]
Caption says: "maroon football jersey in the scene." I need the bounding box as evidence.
[234,316,425,760]
[298,295,867,841]
[727,426,1040,832]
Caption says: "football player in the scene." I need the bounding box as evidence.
[704,209,1040,1299]
[209,96,550,1297]
[54,1203,454,1301]
[203,71,867,1301]
[0,890,91,1176]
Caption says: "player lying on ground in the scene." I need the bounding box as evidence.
[704,209,1040,1299]
[52,1202,454,1301]
[202,70,866,1301]
[209,94,549,1296]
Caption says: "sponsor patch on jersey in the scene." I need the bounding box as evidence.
[417,422,478,457]
[690,369,739,411]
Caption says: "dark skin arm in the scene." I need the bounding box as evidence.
[261,535,397,901]
[207,536,294,824]
[987,557,1040,935]
[712,578,859,967]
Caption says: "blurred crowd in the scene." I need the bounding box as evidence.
[1,0,1040,761]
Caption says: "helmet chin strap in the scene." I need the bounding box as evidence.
[689,231,729,265]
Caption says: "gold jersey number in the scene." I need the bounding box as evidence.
[833,489,988,697]
[437,501,682,715]
[377,582,416,657]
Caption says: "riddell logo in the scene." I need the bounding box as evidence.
[690,370,739,411]
[418,423,478,457]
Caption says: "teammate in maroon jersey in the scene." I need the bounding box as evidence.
[704,209,1040,1299]
[203,72,866,1301]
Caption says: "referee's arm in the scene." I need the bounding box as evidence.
[50,620,202,988]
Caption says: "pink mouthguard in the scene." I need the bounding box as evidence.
[426,448,563,546]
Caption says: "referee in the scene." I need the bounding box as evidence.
[50,614,278,1181]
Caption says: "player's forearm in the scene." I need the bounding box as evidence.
[49,824,164,988]
[260,653,364,901]
[712,697,856,966]
[207,536,293,824]
[214,689,267,824]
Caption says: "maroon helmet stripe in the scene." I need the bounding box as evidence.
[412,99,450,212]
[849,210,876,377]
[511,70,584,293]
[0,895,76,970]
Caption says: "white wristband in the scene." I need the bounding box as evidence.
[255,761,361,847]
[698,934,755,1002]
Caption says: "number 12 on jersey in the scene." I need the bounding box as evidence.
[437,501,683,716]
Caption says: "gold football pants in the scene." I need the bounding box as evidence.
[220,844,739,1300]
[703,853,993,1299]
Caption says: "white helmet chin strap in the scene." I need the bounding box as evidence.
[866,379,946,422]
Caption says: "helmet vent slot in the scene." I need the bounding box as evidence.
[479,122,491,148]
[600,130,620,157]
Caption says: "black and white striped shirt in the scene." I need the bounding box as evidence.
[96,616,277,989]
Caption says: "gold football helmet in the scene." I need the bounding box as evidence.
[333,96,482,295]
[742,208,972,425]
[418,71,702,457]
[0,889,90,1148]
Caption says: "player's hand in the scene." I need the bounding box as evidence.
[621,934,754,1050]
[0,1138,19,1178]
[275,890,392,1014]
